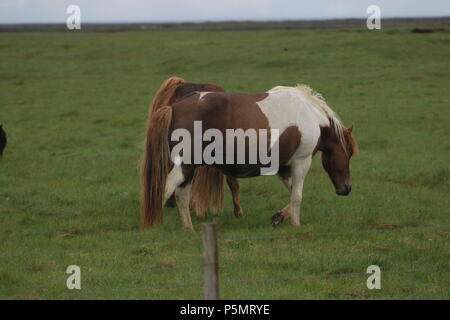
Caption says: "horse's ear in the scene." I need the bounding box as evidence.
[348,124,354,134]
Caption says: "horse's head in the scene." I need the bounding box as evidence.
[320,124,358,196]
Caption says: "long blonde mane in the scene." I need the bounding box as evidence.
[269,84,350,155]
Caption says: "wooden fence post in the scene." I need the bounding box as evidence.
[202,223,219,300]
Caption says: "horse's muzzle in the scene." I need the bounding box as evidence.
[336,184,352,196]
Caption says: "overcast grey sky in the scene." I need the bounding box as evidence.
[0,0,449,24]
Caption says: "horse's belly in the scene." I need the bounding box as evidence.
[213,164,263,178]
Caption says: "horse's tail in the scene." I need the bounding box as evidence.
[191,166,224,218]
[149,76,185,116]
[140,106,173,229]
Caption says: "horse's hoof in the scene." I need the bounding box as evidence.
[271,211,284,227]
[165,198,176,208]
[234,209,243,218]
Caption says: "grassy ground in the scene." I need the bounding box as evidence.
[0,26,449,299]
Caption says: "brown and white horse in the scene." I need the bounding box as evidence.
[142,77,243,220]
[141,84,357,231]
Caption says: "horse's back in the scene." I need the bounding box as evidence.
[169,89,322,168]
[171,91,271,132]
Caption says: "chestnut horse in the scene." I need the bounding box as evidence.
[141,84,357,231]
[142,77,243,219]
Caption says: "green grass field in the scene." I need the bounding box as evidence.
[0,26,449,299]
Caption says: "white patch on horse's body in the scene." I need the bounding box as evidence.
[257,86,329,161]
[164,165,184,202]
[163,165,194,231]
[198,91,211,100]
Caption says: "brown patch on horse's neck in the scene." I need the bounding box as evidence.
[315,123,348,155]
[313,126,330,155]
[317,123,358,159]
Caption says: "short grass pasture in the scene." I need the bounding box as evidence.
[0,25,449,299]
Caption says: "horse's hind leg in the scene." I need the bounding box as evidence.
[226,176,243,218]
[164,164,195,231]
[165,194,177,208]
[164,165,185,204]
[175,183,194,232]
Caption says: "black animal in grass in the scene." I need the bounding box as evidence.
[0,125,6,157]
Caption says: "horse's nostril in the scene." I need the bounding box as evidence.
[336,184,352,196]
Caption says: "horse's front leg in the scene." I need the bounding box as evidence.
[272,157,312,227]
[289,156,312,226]
[271,173,292,226]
